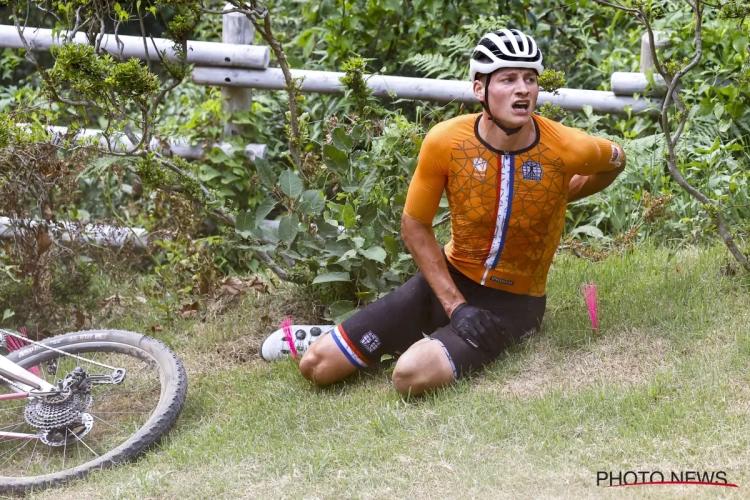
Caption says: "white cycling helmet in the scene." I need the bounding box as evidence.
[469,29,544,82]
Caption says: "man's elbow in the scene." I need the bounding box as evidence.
[401,213,414,247]
[401,213,429,250]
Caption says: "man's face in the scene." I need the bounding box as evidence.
[473,67,539,128]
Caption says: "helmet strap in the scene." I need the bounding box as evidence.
[481,72,522,137]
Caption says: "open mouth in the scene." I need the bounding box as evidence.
[512,101,530,111]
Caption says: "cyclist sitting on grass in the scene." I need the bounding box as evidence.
[262,28,626,397]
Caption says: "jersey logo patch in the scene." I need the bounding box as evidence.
[609,145,623,166]
[490,276,515,285]
[521,160,543,181]
[361,331,381,352]
[473,157,488,172]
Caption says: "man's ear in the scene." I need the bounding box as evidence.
[472,78,485,103]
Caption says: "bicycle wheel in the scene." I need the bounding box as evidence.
[0,329,187,494]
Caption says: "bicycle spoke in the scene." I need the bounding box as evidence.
[0,405,26,414]
[0,421,26,433]
[0,330,185,492]
[24,439,38,476]
[90,413,130,436]
[42,442,52,473]
[0,439,34,470]
[72,434,99,458]
[62,429,67,471]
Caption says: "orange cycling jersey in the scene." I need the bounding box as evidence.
[404,113,625,297]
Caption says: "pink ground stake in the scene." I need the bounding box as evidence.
[280,316,299,361]
[582,281,599,333]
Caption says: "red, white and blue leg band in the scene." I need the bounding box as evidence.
[331,325,370,369]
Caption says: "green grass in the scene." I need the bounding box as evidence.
[25,244,750,499]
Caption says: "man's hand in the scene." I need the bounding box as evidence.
[450,303,509,351]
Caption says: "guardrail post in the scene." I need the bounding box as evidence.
[222,5,255,138]
[640,31,670,73]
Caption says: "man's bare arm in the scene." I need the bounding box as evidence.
[401,214,465,317]
[567,164,625,202]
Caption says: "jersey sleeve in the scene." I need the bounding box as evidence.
[403,128,450,224]
[564,129,626,176]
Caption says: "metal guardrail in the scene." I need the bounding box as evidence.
[193,66,661,114]
[0,24,269,69]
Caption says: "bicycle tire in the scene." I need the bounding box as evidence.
[0,329,187,494]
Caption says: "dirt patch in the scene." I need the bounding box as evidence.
[216,333,264,366]
[482,330,671,399]
[183,283,322,372]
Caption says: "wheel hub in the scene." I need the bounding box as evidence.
[39,413,94,447]
[24,367,93,430]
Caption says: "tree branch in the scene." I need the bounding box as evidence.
[593,0,641,16]
[137,3,152,72]
[225,1,304,174]
[598,0,750,272]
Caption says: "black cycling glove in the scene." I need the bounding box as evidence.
[450,303,508,352]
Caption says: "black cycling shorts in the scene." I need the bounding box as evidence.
[330,259,545,379]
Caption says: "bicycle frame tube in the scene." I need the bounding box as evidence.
[0,357,45,441]
[0,354,56,392]
[0,392,38,440]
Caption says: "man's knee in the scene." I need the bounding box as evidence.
[298,334,357,386]
[392,339,454,397]
[392,362,423,397]
[298,348,320,381]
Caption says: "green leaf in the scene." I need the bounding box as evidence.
[255,157,277,188]
[342,204,357,229]
[299,190,325,215]
[713,102,725,120]
[77,156,120,180]
[358,169,379,196]
[279,170,303,198]
[335,249,358,263]
[694,137,720,154]
[323,144,349,172]
[245,244,277,253]
[356,290,377,302]
[279,249,304,260]
[324,239,350,257]
[733,36,748,53]
[312,272,351,284]
[236,209,253,233]
[331,127,353,151]
[384,235,400,256]
[2,308,14,321]
[360,246,386,263]
[208,146,230,163]
[328,300,357,323]
[254,197,276,228]
[278,215,298,246]
[220,172,240,184]
[570,225,604,238]
[198,165,222,182]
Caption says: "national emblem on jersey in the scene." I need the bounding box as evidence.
[521,160,543,181]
